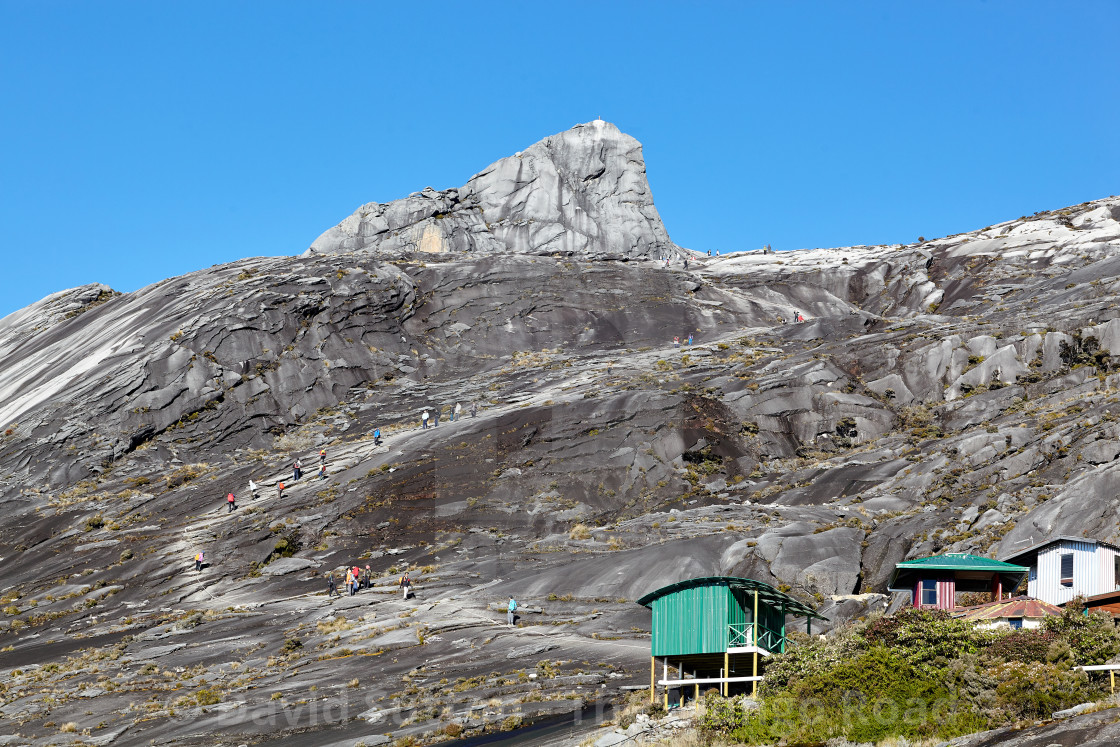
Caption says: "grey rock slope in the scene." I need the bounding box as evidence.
[1,122,1119,745]
[308,119,680,260]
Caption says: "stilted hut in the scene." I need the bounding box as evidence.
[636,576,827,706]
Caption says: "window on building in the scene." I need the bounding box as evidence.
[1008,617,1023,630]
[1114,556,1120,591]
[920,579,938,606]
[1060,553,1074,587]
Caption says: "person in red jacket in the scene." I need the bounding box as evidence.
[227,493,237,512]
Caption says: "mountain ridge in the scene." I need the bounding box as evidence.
[1,122,1120,745]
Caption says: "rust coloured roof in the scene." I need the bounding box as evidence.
[1079,590,1120,606]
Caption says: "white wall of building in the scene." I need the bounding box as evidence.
[1033,540,1108,605]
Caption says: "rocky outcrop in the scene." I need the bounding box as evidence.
[308,120,680,260]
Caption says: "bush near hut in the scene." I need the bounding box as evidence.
[699,603,1120,744]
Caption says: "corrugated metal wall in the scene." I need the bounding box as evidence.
[651,585,732,656]
[1098,547,1119,593]
[937,578,955,610]
[910,577,955,609]
[729,587,787,650]
[727,588,749,632]
[1035,541,1100,605]
[762,599,785,637]
[651,584,794,656]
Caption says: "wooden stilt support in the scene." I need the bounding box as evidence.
[752,652,759,697]
[650,656,655,703]
[723,651,729,696]
[1112,670,1116,694]
[753,589,760,697]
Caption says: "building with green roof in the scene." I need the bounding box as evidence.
[636,576,827,705]
[887,553,1028,610]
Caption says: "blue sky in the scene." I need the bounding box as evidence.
[2,1,1118,318]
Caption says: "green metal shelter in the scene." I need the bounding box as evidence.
[636,576,827,704]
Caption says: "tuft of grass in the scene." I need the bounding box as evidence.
[165,463,209,489]
[194,688,221,706]
[317,616,352,634]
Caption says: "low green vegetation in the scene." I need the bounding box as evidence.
[699,604,1120,744]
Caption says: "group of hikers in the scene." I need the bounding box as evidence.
[325,567,413,600]
[219,402,485,517]
[421,401,476,429]
[662,246,776,265]
[194,405,534,624]
[662,255,699,268]
[223,448,330,512]
[325,564,374,597]
[673,334,695,347]
[291,449,329,482]
[206,399,485,554]
[195,549,519,626]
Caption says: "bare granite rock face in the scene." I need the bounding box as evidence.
[1,121,1120,745]
[307,120,680,261]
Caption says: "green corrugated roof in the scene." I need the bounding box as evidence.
[894,553,1027,572]
[635,576,828,621]
[887,553,1027,592]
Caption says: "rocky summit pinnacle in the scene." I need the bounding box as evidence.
[307,119,681,260]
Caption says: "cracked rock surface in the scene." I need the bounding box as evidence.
[1,121,1120,745]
